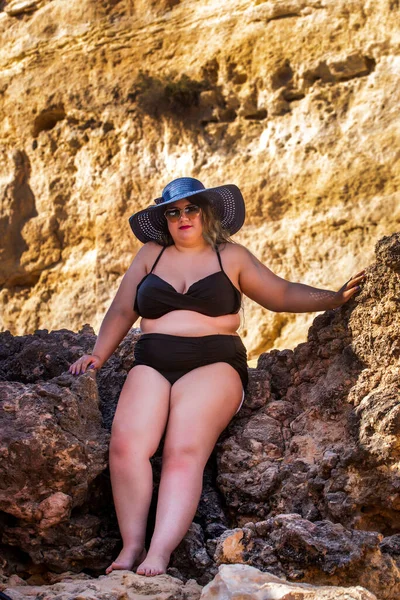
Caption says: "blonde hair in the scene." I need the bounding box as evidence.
[160,198,234,248]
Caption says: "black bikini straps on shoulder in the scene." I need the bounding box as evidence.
[135,243,241,318]
[215,246,224,272]
[152,245,224,273]
[150,246,166,273]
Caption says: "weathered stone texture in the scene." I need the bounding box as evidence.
[0,357,114,572]
[217,234,400,535]
[207,233,400,598]
[2,570,202,600]
[201,564,378,600]
[0,0,399,358]
[212,515,400,599]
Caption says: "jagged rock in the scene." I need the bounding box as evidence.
[216,234,400,537]
[4,1,47,18]
[0,366,114,572]
[2,570,202,599]
[0,324,141,430]
[0,325,143,574]
[169,523,217,586]
[212,515,400,599]
[201,564,377,599]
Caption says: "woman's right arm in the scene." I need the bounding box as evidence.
[69,242,158,375]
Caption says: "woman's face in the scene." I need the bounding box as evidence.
[165,199,203,242]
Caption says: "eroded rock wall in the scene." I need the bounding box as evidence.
[0,0,399,358]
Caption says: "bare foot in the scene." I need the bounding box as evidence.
[106,547,147,575]
[136,551,170,577]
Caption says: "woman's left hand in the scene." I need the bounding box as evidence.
[331,270,366,308]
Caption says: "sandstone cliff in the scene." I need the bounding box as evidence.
[1,0,399,358]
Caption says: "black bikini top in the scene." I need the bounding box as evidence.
[134,245,241,319]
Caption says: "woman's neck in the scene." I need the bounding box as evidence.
[172,240,211,254]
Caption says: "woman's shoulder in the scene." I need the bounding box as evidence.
[218,241,248,260]
[217,241,248,270]
[133,241,165,269]
[137,241,165,255]
[142,241,165,254]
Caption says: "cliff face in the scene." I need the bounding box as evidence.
[1,232,399,599]
[1,0,399,358]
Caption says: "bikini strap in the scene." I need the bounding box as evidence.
[150,246,166,273]
[216,246,224,272]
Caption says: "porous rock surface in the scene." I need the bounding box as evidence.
[0,337,114,573]
[2,566,377,600]
[217,234,400,535]
[1,233,399,598]
[2,570,202,600]
[201,564,377,599]
[1,0,400,358]
[209,232,400,598]
[212,515,399,598]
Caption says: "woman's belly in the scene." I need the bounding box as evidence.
[139,311,241,336]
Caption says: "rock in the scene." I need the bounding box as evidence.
[375,234,400,272]
[169,522,217,586]
[212,515,400,597]
[4,575,28,587]
[0,360,113,572]
[4,1,45,17]
[0,325,141,430]
[380,534,400,570]
[217,234,400,537]
[201,564,377,599]
[0,326,145,574]
[3,570,202,599]
[0,375,108,521]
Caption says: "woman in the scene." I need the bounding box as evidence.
[69,177,365,577]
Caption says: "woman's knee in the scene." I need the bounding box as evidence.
[109,424,158,460]
[162,442,205,470]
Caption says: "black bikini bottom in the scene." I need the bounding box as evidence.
[132,333,248,390]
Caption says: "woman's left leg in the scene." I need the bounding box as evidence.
[136,361,243,576]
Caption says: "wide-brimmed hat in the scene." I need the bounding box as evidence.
[129,177,246,244]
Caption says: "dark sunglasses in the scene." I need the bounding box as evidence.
[164,204,202,223]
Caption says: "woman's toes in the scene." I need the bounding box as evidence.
[137,564,152,577]
[136,556,168,577]
[105,562,115,575]
[105,561,125,575]
[106,548,146,575]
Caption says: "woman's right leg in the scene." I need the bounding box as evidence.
[106,365,171,574]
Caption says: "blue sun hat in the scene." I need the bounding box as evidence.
[129,177,246,244]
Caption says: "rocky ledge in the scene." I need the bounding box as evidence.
[1,232,399,599]
[1,565,380,599]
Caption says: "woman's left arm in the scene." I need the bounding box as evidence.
[237,246,365,313]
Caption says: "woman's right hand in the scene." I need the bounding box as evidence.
[68,354,103,375]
